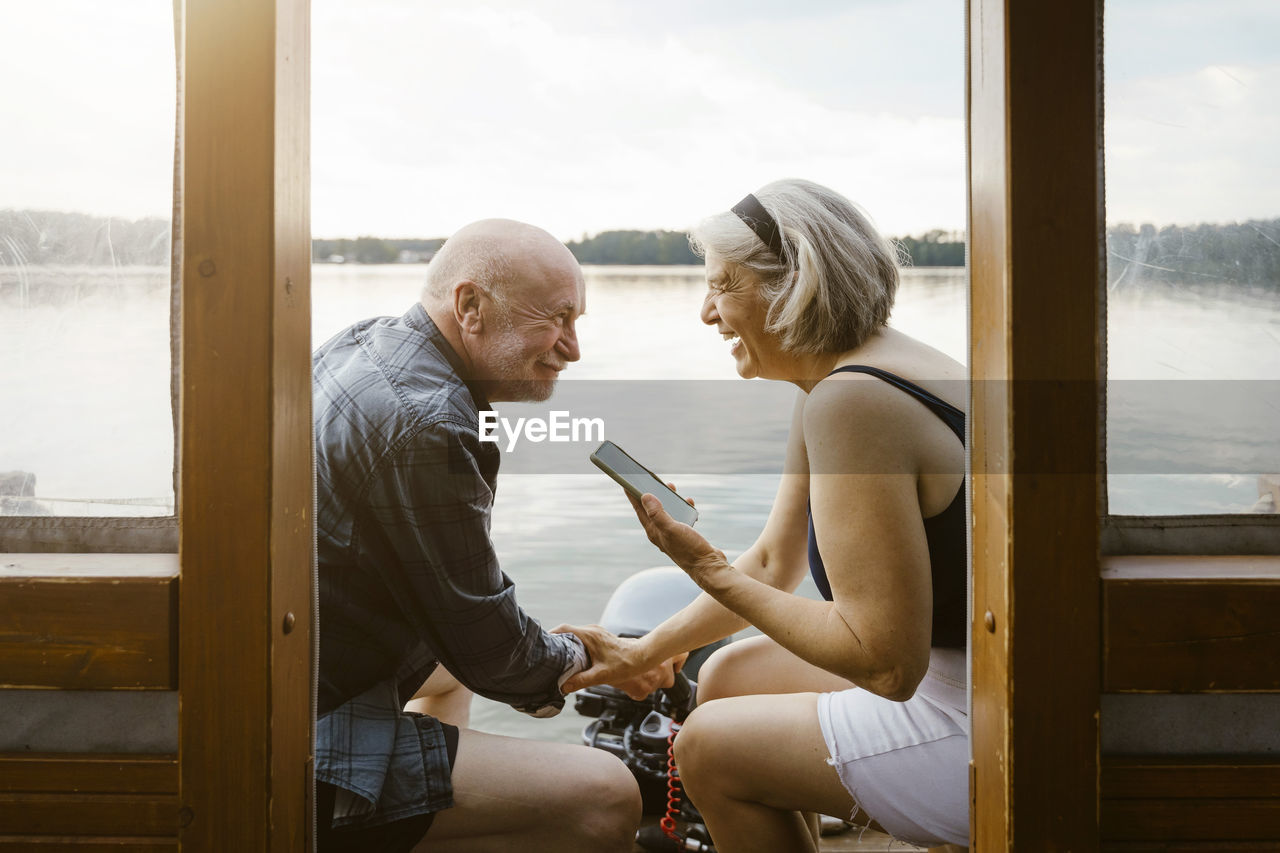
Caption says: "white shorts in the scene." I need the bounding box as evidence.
[816,648,969,848]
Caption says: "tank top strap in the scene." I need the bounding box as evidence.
[825,364,964,443]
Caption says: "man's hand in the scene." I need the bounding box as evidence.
[552,623,687,700]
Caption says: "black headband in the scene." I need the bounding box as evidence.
[731,193,785,258]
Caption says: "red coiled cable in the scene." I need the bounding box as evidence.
[660,722,683,842]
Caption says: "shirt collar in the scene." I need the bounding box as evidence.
[402,303,492,412]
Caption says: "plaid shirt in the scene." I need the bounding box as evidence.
[312,303,587,828]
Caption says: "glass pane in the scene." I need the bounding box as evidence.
[1105,1,1280,515]
[0,5,176,517]
[313,1,966,745]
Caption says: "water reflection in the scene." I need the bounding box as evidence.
[4,263,1276,519]
[6,261,1278,735]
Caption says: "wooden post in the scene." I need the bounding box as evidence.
[968,0,1101,848]
[180,1,312,850]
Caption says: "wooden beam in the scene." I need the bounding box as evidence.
[1102,756,1280,800]
[968,0,1102,849]
[1104,578,1280,692]
[0,794,180,836]
[180,1,312,850]
[0,755,179,848]
[0,839,176,852]
[1099,757,1280,844]
[0,754,177,794]
[1102,798,1280,842]
[967,0,1013,841]
[269,0,315,847]
[0,566,177,689]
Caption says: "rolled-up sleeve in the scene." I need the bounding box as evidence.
[357,417,585,715]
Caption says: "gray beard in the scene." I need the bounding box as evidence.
[495,376,557,402]
[484,326,558,402]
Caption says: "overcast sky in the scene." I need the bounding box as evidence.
[2,1,1276,241]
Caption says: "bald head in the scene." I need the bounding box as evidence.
[420,219,586,402]
[422,219,580,307]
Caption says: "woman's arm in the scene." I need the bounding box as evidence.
[638,391,815,659]
[558,392,813,695]
[626,379,935,701]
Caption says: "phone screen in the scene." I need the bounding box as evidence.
[590,441,698,526]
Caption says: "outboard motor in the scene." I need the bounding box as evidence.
[574,567,726,851]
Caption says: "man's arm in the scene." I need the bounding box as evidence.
[359,419,585,715]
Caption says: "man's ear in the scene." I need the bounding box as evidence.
[453,281,484,335]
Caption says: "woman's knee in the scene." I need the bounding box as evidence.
[672,702,734,793]
[694,641,755,703]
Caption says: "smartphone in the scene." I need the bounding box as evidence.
[590,440,699,526]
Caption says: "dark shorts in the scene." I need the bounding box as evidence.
[317,722,461,853]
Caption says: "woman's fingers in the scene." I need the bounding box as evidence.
[629,491,722,582]
[626,491,671,551]
[640,494,685,547]
[640,493,667,520]
[625,489,649,525]
[665,482,695,508]
[642,494,699,541]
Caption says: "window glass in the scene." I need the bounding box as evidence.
[0,5,176,518]
[313,0,966,743]
[1105,1,1280,515]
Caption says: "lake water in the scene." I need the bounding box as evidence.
[309,264,970,742]
[2,264,1277,742]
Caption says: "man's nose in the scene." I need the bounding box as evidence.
[556,323,581,362]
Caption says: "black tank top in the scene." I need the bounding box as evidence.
[806,365,967,650]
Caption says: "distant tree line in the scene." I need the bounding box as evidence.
[312,237,444,264]
[565,230,700,265]
[893,229,966,267]
[1107,218,1280,289]
[4,211,1278,290]
[562,228,971,268]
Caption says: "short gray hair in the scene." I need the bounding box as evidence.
[689,178,901,354]
[421,236,514,308]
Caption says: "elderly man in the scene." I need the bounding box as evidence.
[313,219,643,851]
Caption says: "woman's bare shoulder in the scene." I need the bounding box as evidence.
[801,376,918,473]
[822,329,966,412]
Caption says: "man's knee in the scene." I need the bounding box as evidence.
[564,749,641,848]
[413,665,467,700]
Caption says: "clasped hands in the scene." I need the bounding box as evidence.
[554,485,728,701]
[552,623,686,700]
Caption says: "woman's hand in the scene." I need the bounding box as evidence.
[628,489,732,589]
[552,623,686,700]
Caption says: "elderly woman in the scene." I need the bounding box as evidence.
[563,178,969,851]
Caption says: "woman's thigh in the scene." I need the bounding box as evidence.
[696,635,856,702]
[817,688,970,847]
[674,692,857,820]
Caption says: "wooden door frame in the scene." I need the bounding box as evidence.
[179,0,312,849]
[968,0,1102,848]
